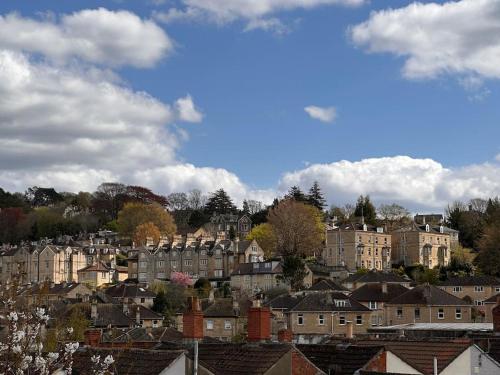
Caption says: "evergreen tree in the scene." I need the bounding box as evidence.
[242,200,250,215]
[285,186,307,203]
[204,189,237,215]
[354,195,377,225]
[307,181,326,210]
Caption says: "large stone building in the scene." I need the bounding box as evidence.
[323,223,392,272]
[127,236,264,285]
[392,223,453,268]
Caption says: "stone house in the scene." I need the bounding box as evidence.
[392,223,454,268]
[0,246,32,285]
[230,261,287,294]
[323,223,392,272]
[32,245,87,284]
[285,292,373,338]
[385,284,473,325]
[17,282,92,307]
[202,297,251,341]
[104,283,156,308]
[350,282,409,326]
[77,261,114,288]
[438,276,500,316]
[209,213,253,239]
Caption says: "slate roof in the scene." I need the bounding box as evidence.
[231,262,282,276]
[386,284,470,306]
[73,348,185,375]
[102,327,182,344]
[203,298,251,318]
[360,340,471,375]
[296,344,383,375]
[66,303,133,327]
[342,271,410,285]
[350,283,409,303]
[19,282,88,296]
[105,283,155,299]
[439,276,500,287]
[306,262,348,276]
[484,293,500,303]
[307,279,348,292]
[130,304,163,320]
[265,294,305,311]
[191,343,292,375]
[333,223,382,232]
[77,261,111,273]
[289,292,371,312]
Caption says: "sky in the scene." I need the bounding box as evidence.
[1,0,500,212]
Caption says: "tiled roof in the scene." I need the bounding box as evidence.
[191,343,292,375]
[484,293,500,303]
[265,294,305,311]
[67,303,133,327]
[19,282,88,296]
[73,348,184,375]
[102,327,182,343]
[296,344,383,375]
[231,262,282,276]
[307,279,348,292]
[105,283,156,299]
[289,292,371,312]
[342,271,410,284]
[439,276,500,287]
[350,283,409,303]
[131,304,163,320]
[369,340,470,375]
[387,284,470,306]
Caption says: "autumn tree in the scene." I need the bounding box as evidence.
[474,225,500,276]
[267,199,324,257]
[246,223,277,259]
[117,202,176,240]
[134,222,161,246]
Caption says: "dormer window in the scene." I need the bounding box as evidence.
[334,299,347,307]
[439,226,444,234]
[425,224,430,232]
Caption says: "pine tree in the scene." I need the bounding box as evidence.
[354,195,377,225]
[285,186,307,203]
[204,189,237,215]
[307,181,326,210]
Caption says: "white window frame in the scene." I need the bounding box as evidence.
[297,314,304,326]
[356,315,363,325]
[455,308,462,320]
[338,316,346,325]
[318,314,325,326]
[438,308,445,319]
[206,320,214,330]
[224,320,232,330]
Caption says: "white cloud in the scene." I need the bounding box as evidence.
[349,0,500,81]
[154,0,365,31]
[174,95,204,123]
[244,17,291,35]
[0,50,271,205]
[279,156,500,211]
[304,105,337,123]
[0,8,172,67]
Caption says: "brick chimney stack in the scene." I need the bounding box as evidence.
[278,328,293,343]
[183,296,204,341]
[84,329,102,347]
[493,296,500,334]
[247,299,271,342]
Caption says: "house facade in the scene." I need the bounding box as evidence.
[323,223,392,272]
[392,223,453,268]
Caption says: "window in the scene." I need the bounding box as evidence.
[185,251,191,257]
[453,286,463,293]
[200,250,206,256]
[369,301,377,310]
[397,307,403,319]
[140,298,145,303]
[334,299,347,307]
[297,314,304,325]
[474,286,484,292]
[338,316,346,325]
[157,261,164,267]
[200,259,208,265]
[495,287,500,293]
[438,308,444,319]
[101,272,107,278]
[184,259,192,266]
[199,270,207,277]
[455,308,462,320]
[206,320,214,330]
[170,260,178,268]
[318,314,325,325]
[139,261,147,269]
[371,315,378,326]
[356,315,363,325]
[414,308,420,320]
[138,273,147,281]
[475,300,485,306]
[215,258,223,268]
[224,320,232,330]
[214,270,223,277]
[153,320,158,327]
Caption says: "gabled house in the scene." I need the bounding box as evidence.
[230,261,287,294]
[385,284,473,325]
[202,297,251,341]
[350,282,409,326]
[77,261,114,288]
[105,283,156,308]
[438,276,500,314]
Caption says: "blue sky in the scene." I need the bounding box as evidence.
[1,0,500,211]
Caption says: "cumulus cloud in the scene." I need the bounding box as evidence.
[349,0,500,81]
[279,156,500,211]
[174,95,204,123]
[0,8,172,67]
[304,105,337,123]
[154,0,365,31]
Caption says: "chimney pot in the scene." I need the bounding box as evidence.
[278,329,293,343]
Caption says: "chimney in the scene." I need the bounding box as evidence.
[247,299,271,342]
[91,301,98,321]
[135,306,141,326]
[183,297,204,341]
[208,289,215,304]
[493,296,500,334]
[346,321,354,339]
[381,282,388,294]
[278,329,293,343]
[84,329,102,347]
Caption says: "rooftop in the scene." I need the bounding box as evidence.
[439,275,500,287]
[289,292,371,313]
[386,284,470,306]
[350,283,409,303]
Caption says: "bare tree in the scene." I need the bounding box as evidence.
[378,203,411,231]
